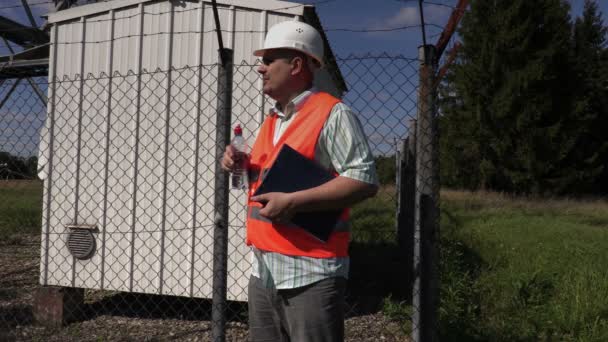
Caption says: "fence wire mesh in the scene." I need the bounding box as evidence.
[0,54,439,341]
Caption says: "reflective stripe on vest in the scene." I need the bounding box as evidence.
[247,205,350,258]
[245,92,350,258]
[248,206,351,233]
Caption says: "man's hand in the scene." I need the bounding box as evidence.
[250,192,296,224]
[221,145,236,172]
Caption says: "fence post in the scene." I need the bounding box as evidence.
[412,45,439,342]
[397,119,416,302]
[212,48,234,342]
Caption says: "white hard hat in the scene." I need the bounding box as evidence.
[254,21,325,67]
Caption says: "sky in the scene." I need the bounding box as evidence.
[1,0,607,57]
[1,0,607,157]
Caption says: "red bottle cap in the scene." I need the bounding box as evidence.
[234,124,242,135]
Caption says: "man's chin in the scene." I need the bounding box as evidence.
[263,88,275,98]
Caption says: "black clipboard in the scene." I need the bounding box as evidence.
[252,144,342,242]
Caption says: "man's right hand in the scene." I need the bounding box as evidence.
[221,145,236,172]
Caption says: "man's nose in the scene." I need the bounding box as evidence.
[257,64,266,74]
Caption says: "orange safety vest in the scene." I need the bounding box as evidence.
[246,92,350,258]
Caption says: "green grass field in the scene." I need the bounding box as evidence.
[440,190,608,341]
[0,180,43,240]
[3,181,608,340]
[351,186,397,243]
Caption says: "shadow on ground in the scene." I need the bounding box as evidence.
[347,240,412,318]
[84,293,248,322]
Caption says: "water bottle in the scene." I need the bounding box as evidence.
[231,124,249,190]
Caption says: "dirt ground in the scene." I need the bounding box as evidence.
[0,234,408,341]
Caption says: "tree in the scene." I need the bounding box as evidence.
[440,0,582,194]
[375,155,396,185]
[0,151,35,179]
[438,70,481,190]
[25,156,38,179]
[569,0,608,194]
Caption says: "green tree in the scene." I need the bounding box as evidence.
[0,151,28,179]
[569,0,608,194]
[438,70,481,190]
[440,0,579,194]
[375,155,396,185]
[25,156,38,179]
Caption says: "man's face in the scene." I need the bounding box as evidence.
[257,49,298,100]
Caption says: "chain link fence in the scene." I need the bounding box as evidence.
[0,53,439,341]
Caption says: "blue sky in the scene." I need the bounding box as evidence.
[1,0,607,57]
[310,0,608,58]
[1,0,607,157]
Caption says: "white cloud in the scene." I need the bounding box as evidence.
[368,6,420,31]
[369,4,453,31]
[362,5,420,40]
[386,6,420,27]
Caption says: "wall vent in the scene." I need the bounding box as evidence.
[66,225,96,260]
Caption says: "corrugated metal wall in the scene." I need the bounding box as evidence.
[39,0,340,301]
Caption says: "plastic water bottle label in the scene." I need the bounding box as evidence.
[231,151,248,190]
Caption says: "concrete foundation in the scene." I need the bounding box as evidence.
[33,286,84,327]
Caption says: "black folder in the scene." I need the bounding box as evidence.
[252,144,342,242]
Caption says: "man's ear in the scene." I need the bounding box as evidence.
[290,56,304,76]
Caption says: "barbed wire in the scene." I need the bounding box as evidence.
[44,24,443,46]
[394,0,458,8]
[0,18,443,34]
[337,55,418,62]
[394,0,467,15]
[422,1,457,9]
[0,0,443,35]
[268,0,337,11]
[0,0,337,12]
[0,55,421,103]
[327,23,442,33]
[429,31,442,40]
[0,62,220,82]
[0,0,335,29]
[0,54,419,84]
[38,223,249,236]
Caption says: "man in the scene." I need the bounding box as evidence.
[221,20,378,342]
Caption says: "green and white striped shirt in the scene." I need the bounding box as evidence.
[251,88,378,290]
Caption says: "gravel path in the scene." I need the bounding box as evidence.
[1,235,409,341]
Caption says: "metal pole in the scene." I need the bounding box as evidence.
[418,0,427,47]
[21,0,38,28]
[397,119,416,303]
[211,48,233,342]
[412,44,439,342]
[0,78,21,111]
[2,37,47,105]
[434,0,470,58]
[210,0,226,63]
[26,77,47,105]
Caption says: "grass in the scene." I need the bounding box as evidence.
[5,180,608,340]
[361,189,608,340]
[351,185,397,243]
[0,180,43,240]
[440,190,608,341]
[348,186,407,313]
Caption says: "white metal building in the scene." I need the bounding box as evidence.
[38,0,346,301]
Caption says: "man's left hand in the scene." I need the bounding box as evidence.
[250,192,296,224]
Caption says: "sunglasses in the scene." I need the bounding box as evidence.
[261,54,303,66]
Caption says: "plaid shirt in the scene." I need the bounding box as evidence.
[251,89,378,289]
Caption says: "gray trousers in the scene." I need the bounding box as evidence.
[248,275,346,342]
